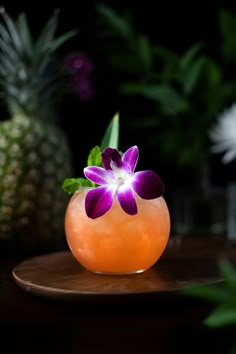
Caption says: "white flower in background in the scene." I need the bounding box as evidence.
[209,103,236,164]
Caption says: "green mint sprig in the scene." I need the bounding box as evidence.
[62,112,120,195]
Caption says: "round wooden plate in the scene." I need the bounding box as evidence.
[12,238,222,302]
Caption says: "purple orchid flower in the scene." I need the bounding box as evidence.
[83,145,164,219]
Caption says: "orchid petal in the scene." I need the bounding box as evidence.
[132,170,164,199]
[102,147,123,170]
[122,145,139,173]
[83,145,165,219]
[84,166,113,185]
[85,186,115,219]
[117,185,138,215]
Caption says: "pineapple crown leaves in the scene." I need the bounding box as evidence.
[62,112,120,195]
[0,7,77,118]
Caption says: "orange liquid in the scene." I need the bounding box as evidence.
[65,189,171,274]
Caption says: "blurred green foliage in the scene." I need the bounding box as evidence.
[181,257,236,354]
[95,9,236,348]
[96,4,236,169]
[219,9,236,63]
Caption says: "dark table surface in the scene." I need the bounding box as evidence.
[1,236,236,354]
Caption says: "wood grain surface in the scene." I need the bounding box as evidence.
[12,236,232,302]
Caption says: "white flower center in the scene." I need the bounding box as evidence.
[116,175,125,186]
[111,163,129,187]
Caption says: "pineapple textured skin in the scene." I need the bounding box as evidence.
[0,115,73,250]
[0,9,77,252]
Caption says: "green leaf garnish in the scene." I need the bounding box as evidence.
[62,178,92,195]
[87,145,102,167]
[100,112,119,150]
[62,112,120,195]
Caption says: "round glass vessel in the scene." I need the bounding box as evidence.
[65,189,171,274]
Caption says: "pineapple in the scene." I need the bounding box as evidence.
[0,8,76,253]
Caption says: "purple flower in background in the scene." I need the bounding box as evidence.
[73,74,94,101]
[65,52,94,101]
[84,145,164,219]
[65,52,94,74]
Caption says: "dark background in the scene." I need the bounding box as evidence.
[2,0,236,187]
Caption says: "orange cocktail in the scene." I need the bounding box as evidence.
[65,188,170,274]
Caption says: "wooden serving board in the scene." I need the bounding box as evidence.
[12,237,223,302]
